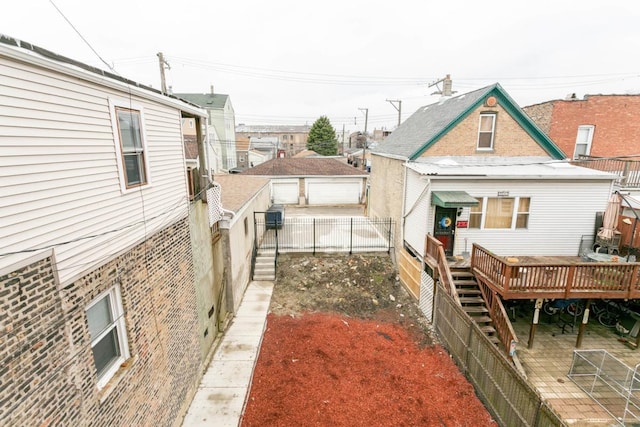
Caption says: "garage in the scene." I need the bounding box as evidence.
[271,179,299,204]
[307,179,362,205]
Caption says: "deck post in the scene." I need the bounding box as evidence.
[576,299,591,348]
[528,299,543,349]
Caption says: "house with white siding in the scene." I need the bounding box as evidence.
[0,35,212,426]
[369,82,617,297]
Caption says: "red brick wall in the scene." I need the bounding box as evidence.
[526,95,640,158]
[1,218,202,426]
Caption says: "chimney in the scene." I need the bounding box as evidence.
[210,85,214,95]
[443,74,453,97]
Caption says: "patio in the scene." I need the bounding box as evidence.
[510,306,639,425]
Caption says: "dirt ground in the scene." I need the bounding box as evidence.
[241,253,495,426]
[268,253,434,346]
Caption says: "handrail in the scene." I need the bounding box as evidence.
[476,279,518,357]
[425,235,459,304]
[471,243,640,299]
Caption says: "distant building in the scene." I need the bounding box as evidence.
[176,88,238,171]
[236,124,310,157]
[523,94,640,159]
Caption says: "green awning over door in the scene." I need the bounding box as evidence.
[431,191,479,208]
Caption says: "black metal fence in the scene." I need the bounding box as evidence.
[254,215,394,254]
[433,282,566,427]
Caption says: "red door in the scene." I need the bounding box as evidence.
[434,207,457,256]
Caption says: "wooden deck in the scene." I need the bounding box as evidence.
[471,245,640,300]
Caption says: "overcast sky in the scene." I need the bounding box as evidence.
[3,0,640,132]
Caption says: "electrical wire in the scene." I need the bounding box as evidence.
[48,0,118,75]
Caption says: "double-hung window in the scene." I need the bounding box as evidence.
[469,197,531,229]
[116,108,147,187]
[573,125,594,159]
[477,114,496,150]
[110,99,150,192]
[86,286,129,388]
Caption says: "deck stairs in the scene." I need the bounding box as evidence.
[451,268,500,346]
[253,250,276,281]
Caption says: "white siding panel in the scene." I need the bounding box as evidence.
[404,169,430,256]
[427,179,612,257]
[0,55,189,284]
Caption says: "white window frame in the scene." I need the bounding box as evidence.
[470,196,530,230]
[573,125,594,159]
[109,98,151,193]
[85,285,130,389]
[477,114,496,150]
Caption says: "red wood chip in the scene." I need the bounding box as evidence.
[242,313,495,426]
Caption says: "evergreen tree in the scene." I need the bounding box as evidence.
[307,116,338,155]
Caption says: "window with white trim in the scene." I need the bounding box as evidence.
[116,108,147,187]
[110,99,150,191]
[573,125,594,159]
[86,286,129,388]
[469,197,530,229]
[477,114,496,150]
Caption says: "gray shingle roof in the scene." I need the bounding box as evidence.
[174,93,229,109]
[241,158,366,177]
[372,85,493,159]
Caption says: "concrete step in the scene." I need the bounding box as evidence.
[253,274,275,281]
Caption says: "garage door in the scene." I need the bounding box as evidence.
[307,179,361,205]
[272,179,299,204]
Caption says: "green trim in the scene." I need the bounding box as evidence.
[409,84,566,160]
[431,191,479,208]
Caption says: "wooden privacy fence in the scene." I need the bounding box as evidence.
[434,284,565,427]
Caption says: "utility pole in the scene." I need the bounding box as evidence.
[342,123,346,155]
[386,99,402,128]
[157,52,171,94]
[358,108,368,170]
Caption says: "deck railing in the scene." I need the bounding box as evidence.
[424,235,459,303]
[471,244,640,299]
[573,155,640,188]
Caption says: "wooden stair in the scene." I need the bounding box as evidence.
[451,269,500,346]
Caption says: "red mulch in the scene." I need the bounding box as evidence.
[242,313,495,427]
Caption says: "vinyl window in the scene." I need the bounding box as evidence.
[86,286,129,388]
[573,125,594,159]
[477,114,496,150]
[469,197,530,229]
[110,99,150,192]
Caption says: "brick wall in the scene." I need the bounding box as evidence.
[422,104,548,157]
[524,95,640,158]
[1,217,202,426]
[369,154,405,251]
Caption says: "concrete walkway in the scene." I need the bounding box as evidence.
[182,281,274,427]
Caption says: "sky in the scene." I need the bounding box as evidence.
[2,0,640,132]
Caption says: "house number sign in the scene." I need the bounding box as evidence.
[497,191,509,197]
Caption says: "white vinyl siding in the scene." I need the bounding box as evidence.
[425,179,612,256]
[0,55,190,285]
[306,178,361,205]
[403,169,430,257]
